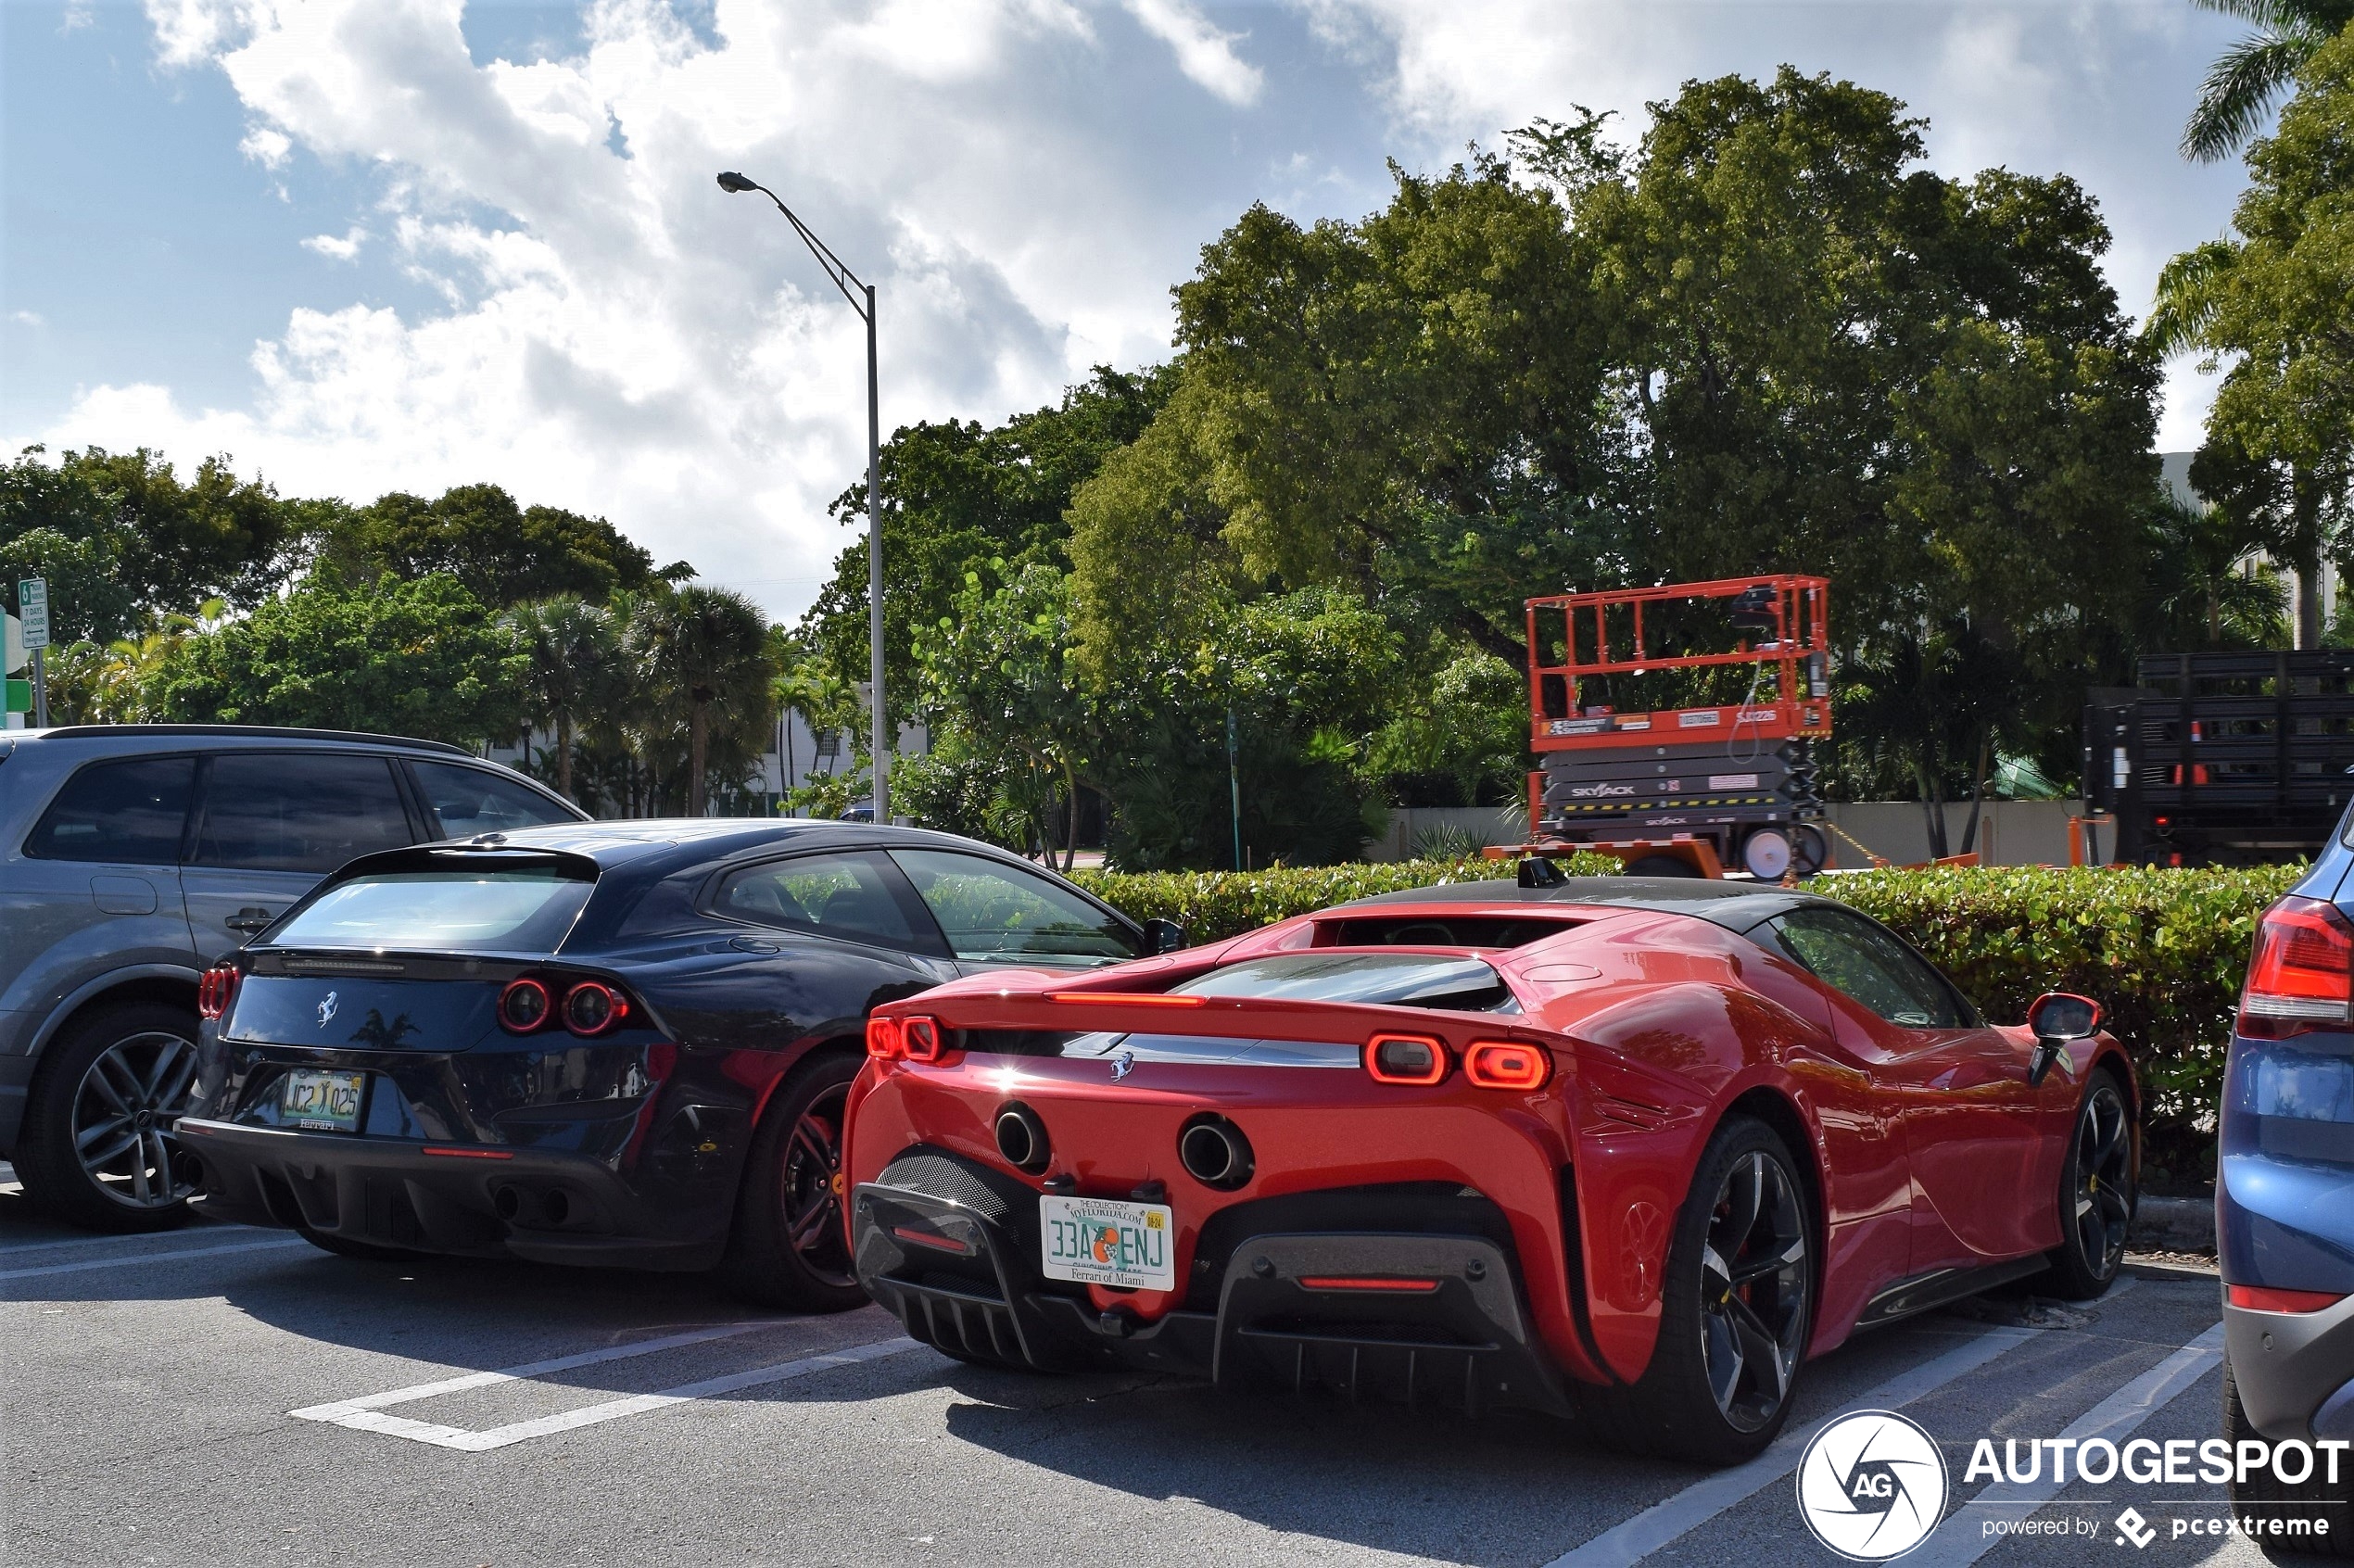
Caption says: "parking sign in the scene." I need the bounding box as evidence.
[18,578,48,650]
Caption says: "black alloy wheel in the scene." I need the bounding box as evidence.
[17,1003,204,1232]
[1699,1148,1811,1434]
[1593,1115,1815,1464]
[719,1051,867,1312]
[2049,1070,2133,1297]
[780,1079,856,1291]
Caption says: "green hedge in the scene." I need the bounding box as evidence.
[1073,859,2302,1178]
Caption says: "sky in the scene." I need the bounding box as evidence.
[1,0,2256,622]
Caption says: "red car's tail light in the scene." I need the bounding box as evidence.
[867,1015,905,1059]
[1298,1276,1442,1293]
[197,964,239,1020]
[902,1017,945,1062]
[1046,992,1207,1007]
[2228,1283,2345,1313]
[562,980,628,1036]
[2242,896,2354,1034]
[498,978,553,1033]
[1365,1033,1447,1085]
[1463,1040,1550,1091]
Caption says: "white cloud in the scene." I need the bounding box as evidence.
[51,0,1268,618]
[1123,0,1262,106]
[300,226,368,261]
[9,310,44,328]
[240,123,292,167]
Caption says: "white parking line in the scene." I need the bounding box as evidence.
[1905,1321,2227,1567]
[1543,1325,2044,1567]
[0,1235,310,1282]
[291,1326,922,1451]
[0,1223,273,1256]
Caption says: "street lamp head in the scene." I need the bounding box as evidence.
[715,171,758,194]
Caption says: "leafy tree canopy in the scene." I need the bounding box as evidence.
[321,483,672,608]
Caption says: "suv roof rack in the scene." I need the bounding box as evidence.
[32,724,475,756]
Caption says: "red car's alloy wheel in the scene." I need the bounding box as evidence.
[780,1083,855,1290]
[1699,1149,1810,1434]
[2069,1081,2133,1282]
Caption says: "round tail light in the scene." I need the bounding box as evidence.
[562,980,626,1036]
[498,978,553,1033]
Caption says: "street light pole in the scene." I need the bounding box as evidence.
[717,171,888,821]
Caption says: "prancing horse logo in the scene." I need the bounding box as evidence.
[1110,1049,1135,1081]
[316,991,339,1028]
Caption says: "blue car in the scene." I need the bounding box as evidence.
[2221,836,2354,1549]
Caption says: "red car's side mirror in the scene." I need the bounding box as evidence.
[2025,992,2102,1086]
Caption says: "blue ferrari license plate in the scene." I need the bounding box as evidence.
[280,1069,366,1132]
[1039,1195,1174,1290]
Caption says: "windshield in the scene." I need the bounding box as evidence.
[1173,952,1518,1012]
[270,870,592,954]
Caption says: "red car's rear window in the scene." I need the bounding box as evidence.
[1171,952,1517,1012]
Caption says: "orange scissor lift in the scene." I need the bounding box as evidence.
[1491,575,1833,879]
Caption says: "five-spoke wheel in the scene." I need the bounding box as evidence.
[2050,1069,2133,1297]
[1699,1147,1811,1434]
[1593,1115,1816,1464]
[17,1003,203,1231]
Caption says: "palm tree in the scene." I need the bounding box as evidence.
[504,596,620,804]
[2181,0,2354,162]
[626,586,774,816]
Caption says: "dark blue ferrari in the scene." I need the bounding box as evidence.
[175,821,1172,1309]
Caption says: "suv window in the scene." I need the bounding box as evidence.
[715,851,935,952]
[191,752,414,874]
[411,760,576,838]
[1767,907,1971,1029]
[24,755,195,864]
[889,849,1140,966]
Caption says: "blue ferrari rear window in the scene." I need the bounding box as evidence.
[272,871,591,954]
[1174,953,1517,1012]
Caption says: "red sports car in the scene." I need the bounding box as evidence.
[842,874,2135,1463]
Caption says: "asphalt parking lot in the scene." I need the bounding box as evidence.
[0,1162,2323,1568]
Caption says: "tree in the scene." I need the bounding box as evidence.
[626,586,775,816]
[2180,0,2354,162]
[1066,71,2158,822]
[133,572,527,744]
[1,449,144,645]
[322,484,670,608]
[55,447,302,610]
[504,597,622,803]
[801,367,1173,725]
[2151,27,2354,647]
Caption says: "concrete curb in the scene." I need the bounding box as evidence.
[2131,1195,2217,1255]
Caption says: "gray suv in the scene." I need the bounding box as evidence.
[0,725,588,1230]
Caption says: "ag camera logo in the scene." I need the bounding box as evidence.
[1796,1410,1949,1561]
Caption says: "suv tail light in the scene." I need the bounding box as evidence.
[2242,896,2354,1035]
[198,964,239,1020]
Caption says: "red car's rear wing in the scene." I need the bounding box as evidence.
[871,987,1560,1058]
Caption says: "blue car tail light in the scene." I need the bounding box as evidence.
[2240,896,2354,1037]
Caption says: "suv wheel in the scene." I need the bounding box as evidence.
[17,1003,204,1232]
